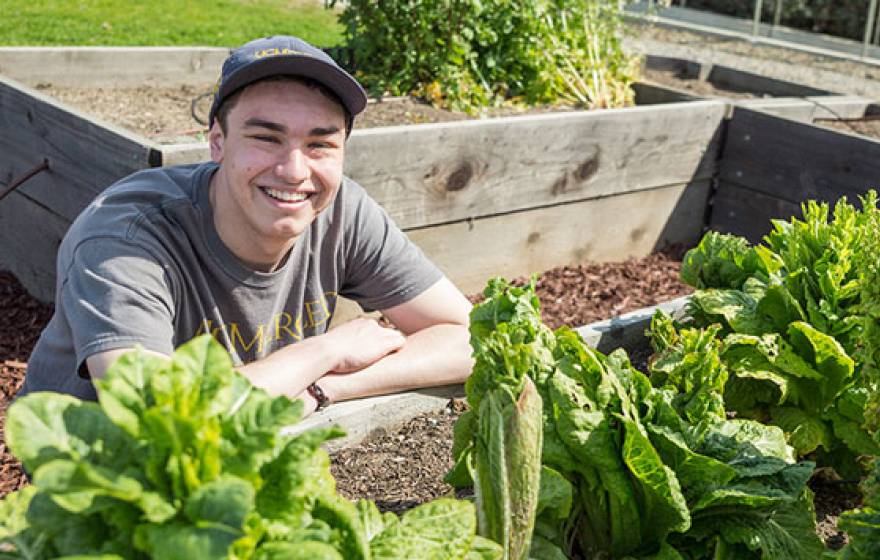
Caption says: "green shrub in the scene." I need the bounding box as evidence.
[333,0,638,113]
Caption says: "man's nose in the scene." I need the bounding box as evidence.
[275,147,309,183]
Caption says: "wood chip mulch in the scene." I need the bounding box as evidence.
[469,248,691,330]
[0,271,54,498]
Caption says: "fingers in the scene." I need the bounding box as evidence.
[328,317,407,372]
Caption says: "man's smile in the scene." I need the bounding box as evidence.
[259,187,314,204]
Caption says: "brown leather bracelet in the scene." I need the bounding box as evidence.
[307,382,330,411]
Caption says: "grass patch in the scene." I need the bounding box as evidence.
[0,0,344,47]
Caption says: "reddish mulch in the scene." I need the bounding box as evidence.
[486,249,691,330]
[0,272,54,498]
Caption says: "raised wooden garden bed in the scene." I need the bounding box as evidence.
[3,46,880,554]
[0,47,725,307]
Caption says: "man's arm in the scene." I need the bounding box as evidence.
[85,317,406,399]
[86,277,472,412]
[316,276,474,404]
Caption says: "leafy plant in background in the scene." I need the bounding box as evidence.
[332,0,638,113]
[0,336,501,560]
[448,279,823,559]
[678,194,880,477]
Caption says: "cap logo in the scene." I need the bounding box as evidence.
[253,47,309,59]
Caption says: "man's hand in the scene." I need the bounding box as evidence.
[323,317,405,373]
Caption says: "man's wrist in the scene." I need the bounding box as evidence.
[306,382,330,411]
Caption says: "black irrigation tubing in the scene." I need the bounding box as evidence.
[191,91,214,126]
[0,159,50,204]
[804,96,875,135]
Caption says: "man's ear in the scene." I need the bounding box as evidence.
[209,123,225,163]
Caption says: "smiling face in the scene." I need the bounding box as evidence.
[208,79,347,271]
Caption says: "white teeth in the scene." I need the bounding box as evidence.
[263,188,309,202]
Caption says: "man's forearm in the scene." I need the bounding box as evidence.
[317,323,473,403]
[237,335,336,398]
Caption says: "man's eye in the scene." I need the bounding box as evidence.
[251,135,280,144]
[310,142,334,150]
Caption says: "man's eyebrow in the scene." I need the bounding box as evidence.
[242,119,341,137]
[310,125,342,137]
[243,118,286,132]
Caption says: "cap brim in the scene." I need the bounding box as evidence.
[214,54,367,122]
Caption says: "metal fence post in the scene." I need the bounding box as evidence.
[770,0,783,37]
[873,0,880,45]
[752,0,764,38]
[864,0,879,57]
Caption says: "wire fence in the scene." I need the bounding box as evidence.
[645,0,880,59]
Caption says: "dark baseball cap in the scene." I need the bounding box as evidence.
[208,35,367,130]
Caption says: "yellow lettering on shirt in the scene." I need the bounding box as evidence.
[195,291,338,355]
[274,311,303,342]
[228,323,265,354]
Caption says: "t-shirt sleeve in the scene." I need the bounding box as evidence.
[339,183,443,311]
[61,237,177,373]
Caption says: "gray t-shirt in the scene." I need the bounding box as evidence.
[22,162,442,400]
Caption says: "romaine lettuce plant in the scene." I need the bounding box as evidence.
[679,194,880,476]
[0,335,501,560]
[448,279,822,559]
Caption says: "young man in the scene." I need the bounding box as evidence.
[21,36,474,414]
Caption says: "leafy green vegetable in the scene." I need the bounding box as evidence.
[452,278,545,559]
[0,336,500,560]
[679,193,880,469]
[449,280,822,559]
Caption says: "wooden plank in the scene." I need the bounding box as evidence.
[0,75,157,223]
[160,142,210,166]
[329,180,709,325]
[0,47,226,87]
[344,101,725,229]
[719,107,880,205]
[0,189,71,302]
[164,101,725,230]
[734,95,874,123]
[710,180,802,243]
[406,180,710,295]
[708,65,832,97]
[807,96,875,120]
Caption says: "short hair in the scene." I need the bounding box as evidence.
[214,75,352,136]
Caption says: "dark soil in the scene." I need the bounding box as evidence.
[642,67,759,99]
[811,477,864,550]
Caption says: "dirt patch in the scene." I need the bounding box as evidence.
[811,477,864,550]
[643,67,758,99]
[331,399,465,514]
[815,118,880,141]
[36,84,580,144]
